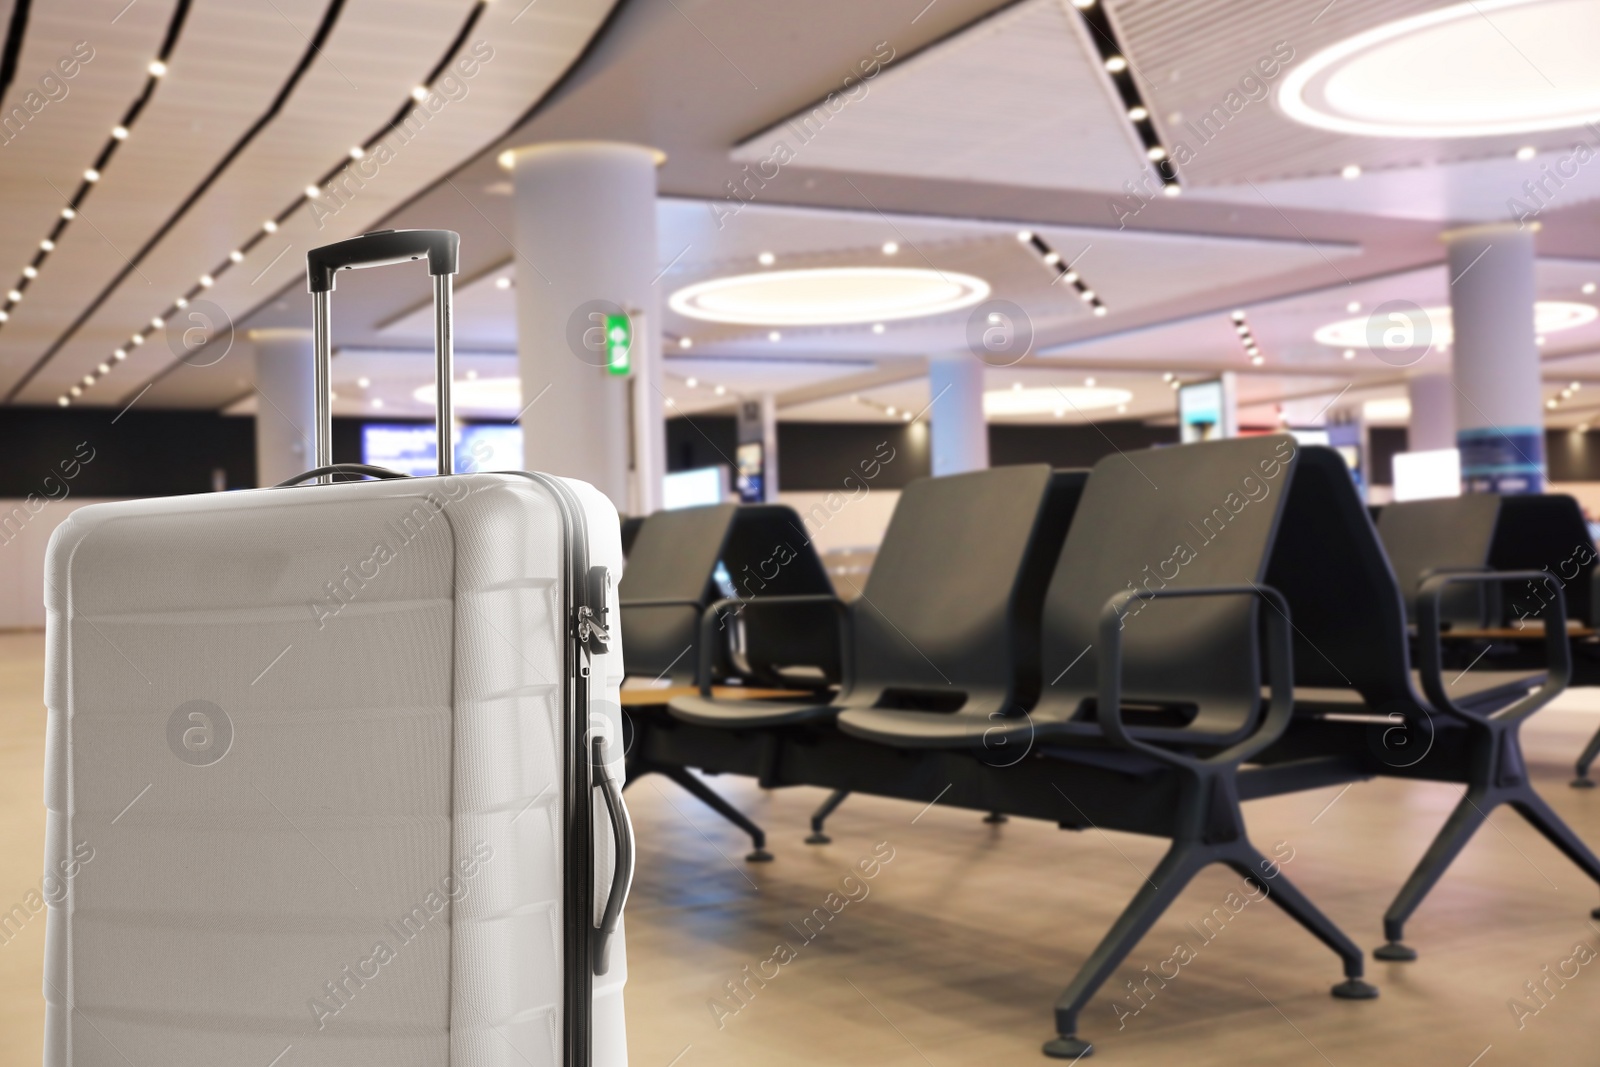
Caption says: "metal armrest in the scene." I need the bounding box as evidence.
[1095,584,1294,768]
[696,594,853,696]
[1417,570,1571,724]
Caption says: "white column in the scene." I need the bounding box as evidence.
[1406,372,1456,452]
[760,392,780,498]
[502,142,663,511]
[249,328,316,487]
[928,354,988,476]
[1446,223,1544,493]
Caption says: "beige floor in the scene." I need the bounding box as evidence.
[5,630,1600,1065]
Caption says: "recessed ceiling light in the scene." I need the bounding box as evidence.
[1084,377,1096,386]
[1516,145,1537,160]
[69,386,81,396]
[886,406,898,416]
[1280,0,1600,138]
[1116,404,1127,414]
[371,398,384,409]
[349,146,365,160]
[57,397,68,407]
[1147,146,1166,161]
[81,375,93,386]
[679,336,693,348]
[1043,251,1062,266]
[150,317,163,329]
[1347,301,1361,313]
[872,323,885,334]
[304,185,321,199]
[768,330,781,342]
[1104,56,1128,73]
[83,169,99,182]
[148,60,167,77]
[1061,270,1079,284]
[1093,306,1108,316]
[1012,381,1023,391]
[39,240,53,251]
[112,125,128,140]
[1585,282,1597,294]
[1072,0,1095,8]
[1363,397,1412,422]
[199,275,214,287]
[1127,105,1148,121]
[714,384,727,395]
[670,267,991,326]
[1537,334,1547,345]
[882,241,899,255]
[411,85,429,101]
[1341,164,1362,179]
[229,250,244,263]
[495,276,512,290]
[263,220,278,233]
[1162,184,1182,197]
[1016,230,1034,243]
[175,297,188,308]
[985,386,1133,417]
[1162,372,1174,381]
[7,290,20,302]
[61,208,74,219]
[1572,380,1582,390]
[1315,301,1597,348]
[114,349,126,360]
[757,252,775,266]
[1547,398,1559,409]
[1343,348,1356,359]
[131,333,144,345]
[686,377,698,387]
[22,266,36,278]
[97,362,109,374]
[1251,355,1265,365]
[1079,289,1096,302]
[357,376,371,388]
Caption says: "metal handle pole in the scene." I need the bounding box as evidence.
[312,289,333,483]
[434,273,454,476]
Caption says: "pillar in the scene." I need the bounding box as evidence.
[249,328,316,487]
[502,142,664,513]
[1406,372,1456,453]
[1446,223,1543,493]
[928,354,989,476]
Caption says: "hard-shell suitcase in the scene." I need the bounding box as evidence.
[42,230,633,1066]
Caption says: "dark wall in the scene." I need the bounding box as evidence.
[989,421,1178,468]
[0,409,256,497]
[1368,426,1407,486]
[1549,429,1600,481]
[665,415,737,473]
[777,422,930,490]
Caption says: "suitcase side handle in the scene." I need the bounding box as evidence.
[305,229,460,480]
[306,229,460,293]
[591,735,634,977]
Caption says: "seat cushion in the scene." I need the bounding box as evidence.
[668,693,838,728]
[838,707,1034,749]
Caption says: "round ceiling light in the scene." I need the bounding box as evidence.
[984,386,1132,418]
[1279,0,1600,138]
[414,376,521,414]
[669,267,990,326]
[1313,301,1597,348]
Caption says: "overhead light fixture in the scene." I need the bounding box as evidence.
[1585,282,1597,294]
[1127,106,1148,121]
[1104,55,1128,73]
[985,386,1132,417]
[1516,145,1537,160]
[465,369,477,381]
[112,125,129,140]
[229,250,244,263]
[39,240,52,251]
[263,220,278,233]
[1341,164,1362,179]
[686,377,698,387]
[22,267,36,279]
[768,330,782,341]
[1084,377,1096,386]
[757,251,775,266]
[83,169,99,183]
[669,267,990,326]
[1279,0,1600,138]
[114,349,126,360]
[1346,301,1361,313]
[1343,348,1356,360]
[148,60,167,77]
[357,376,371,388]
[69,386,81,396]
[414,377,524,414]
[872,323,885,334]
[679,336,693,348]
[1315,301,1597,347]
[714,384,727,395]
[305,185,321,199]
[57,397,68,407]
[1093,305,1108,316]
[411,85,429,102]
[61,208,74,219]
[349,146,365,160]
[199,274,214,287]
[495,276,512,290]
[881,241,899,255]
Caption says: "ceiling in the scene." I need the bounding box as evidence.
[5,0,1599,436]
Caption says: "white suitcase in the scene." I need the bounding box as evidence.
[42,230,632,1066]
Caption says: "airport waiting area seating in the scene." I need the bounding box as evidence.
[1376,493,1600,785]
[617,502,836,859]
[624,439,1600,1057]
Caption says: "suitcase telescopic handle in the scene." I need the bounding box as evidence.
[592,736,634,977]
[305,229,461,482]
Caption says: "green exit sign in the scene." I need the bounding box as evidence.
[605,313,631,376]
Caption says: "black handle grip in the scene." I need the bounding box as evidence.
[306,229,460,293]
[592,736,634,977]
[273,463,409,487]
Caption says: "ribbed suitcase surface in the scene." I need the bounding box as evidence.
[43,472,628,1066]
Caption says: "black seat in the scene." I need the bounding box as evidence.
[669,464,1084,728]
[1255,450,1600,958]
[618,502,835,861]
[841,437,1381,1057]
[1376,495,1501,625]
[620,503,834,685]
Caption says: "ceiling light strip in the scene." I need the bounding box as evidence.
[1017,229,1107,316]
[1066,0,1179,195]
[1230,309,1264,365]
[14,0,349,406]
[66,0,494,410]
[1,0,193,361]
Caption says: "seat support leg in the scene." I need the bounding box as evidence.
[806,789,850,845]
[1508,787,1600,919]
[1378,786,1492,959]
[1574,722,1600,788]
[659,764,773,862]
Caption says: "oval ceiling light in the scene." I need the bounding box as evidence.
[669,267,990,326]
[414,377,521,414]
[1279,0,1600,137]
[1314,300,1597,348]
[984,386,1132,418]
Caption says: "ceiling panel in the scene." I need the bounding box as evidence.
[729,0,1156,195]
[18,0,616,409]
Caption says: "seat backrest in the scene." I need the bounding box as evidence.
[619,503,837,682]
[1490,494,1598,626]
[1036,436,1297,743]
[619,504,738,679]
[840,465,1085,716]
[1376,495,1501,623]
[1265,446,1415,707]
